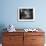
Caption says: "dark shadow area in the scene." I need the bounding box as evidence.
[0,24,7,43]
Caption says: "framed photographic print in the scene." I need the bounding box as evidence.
[18,7,35,21]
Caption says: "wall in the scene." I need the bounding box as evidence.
[0,0,46,30]
[0,0,46,44]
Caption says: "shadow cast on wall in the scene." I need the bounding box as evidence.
[0,24,7,43]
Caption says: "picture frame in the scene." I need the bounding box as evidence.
[18,7,35,21]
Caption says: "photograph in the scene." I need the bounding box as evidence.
[18,7,35,21]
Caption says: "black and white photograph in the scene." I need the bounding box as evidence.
[18,7,35,21]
